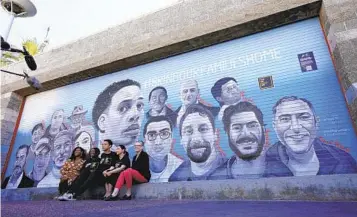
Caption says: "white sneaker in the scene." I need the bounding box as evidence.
[57,193,69,200]
[59,193,76,201]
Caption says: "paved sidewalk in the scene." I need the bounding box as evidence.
[2,200,356,217]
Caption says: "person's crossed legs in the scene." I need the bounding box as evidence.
[111,168,147,199]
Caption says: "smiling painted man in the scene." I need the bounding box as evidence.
[92,79,145,149]
[265,96,357,177]
[174,104,227,181]
[222,101,266,178]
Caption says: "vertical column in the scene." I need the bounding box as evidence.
[1,92,23,172]
[320,0,357,132]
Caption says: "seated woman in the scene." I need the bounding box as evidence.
[58,147,101,200]
[110,141,151,200]
[103,145,130,200]
[58,147,86,197]
[60,140,117,201]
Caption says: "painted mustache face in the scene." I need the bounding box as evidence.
[187,139,212,163]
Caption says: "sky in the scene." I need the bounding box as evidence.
[0,0,181,50]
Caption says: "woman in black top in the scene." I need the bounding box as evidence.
[83,147,101,173]
[58,147,100,200]
[111,141,150,200]
[103,145,130,200]
[60,140,117,201]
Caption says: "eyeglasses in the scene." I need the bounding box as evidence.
[147,130,171,141]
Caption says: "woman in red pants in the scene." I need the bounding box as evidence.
[110,141,151,200]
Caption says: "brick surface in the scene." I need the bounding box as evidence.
[0,92,22,174]
[345,18,357,30]
[321,0,357,131]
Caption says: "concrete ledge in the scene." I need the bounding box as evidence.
[2,174,357,201]
[1,0,321,96]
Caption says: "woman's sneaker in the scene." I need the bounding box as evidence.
[57,193,69,200]
[59,193,76,201]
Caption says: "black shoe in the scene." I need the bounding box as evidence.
[109,195,119,201]
[103,196,110,201]
[120,194,132,200]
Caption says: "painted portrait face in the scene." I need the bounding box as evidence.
[229,111,264,160]
[180,80,199,107]
[52,135,72,168]
[75,131,92,153]
[98,85,144,146]
[33,146,50,180]
[274,99,317,154]
[181,113,215,163]
[149,88,166,112]
[220,80,241,105]
[145,120,172,161]
[71,114,84,129]
[14,147,27,175]
[32,127,44,144]
[51,110,65,130]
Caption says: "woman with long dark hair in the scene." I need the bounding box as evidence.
[110,141,150,200]
[103,145,130,200]
[58,147,101,201]
[58,147,86,196]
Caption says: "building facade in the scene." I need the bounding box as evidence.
[1,0,357,191]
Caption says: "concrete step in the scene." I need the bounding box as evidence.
[2,174,357,201]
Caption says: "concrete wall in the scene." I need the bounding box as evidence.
[320,0,357,131]
[1,92,23,169]
[2,174,357,201]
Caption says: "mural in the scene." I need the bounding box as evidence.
[2,18,357,189]
[222,101,266,178]
[143,116,183,182]
[2,145,34,189]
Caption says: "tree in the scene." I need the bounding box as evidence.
[0,27,50,67]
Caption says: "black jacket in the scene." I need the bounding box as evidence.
[132,151,151,181]
[1,172,34,189]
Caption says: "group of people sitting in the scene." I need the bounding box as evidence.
[57,139,150,201]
